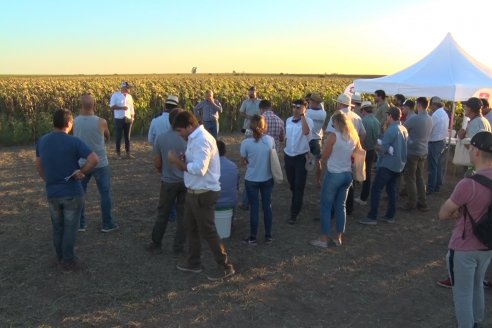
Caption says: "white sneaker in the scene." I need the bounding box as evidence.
[354,198,367,205]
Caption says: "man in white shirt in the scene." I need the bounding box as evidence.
[326,93,367,214]
[427,96,450,194]
[284,99,314,224]
[109,81,135,159]
[148,95,179,145]
[306,92,327,186]
[168,111,235,281]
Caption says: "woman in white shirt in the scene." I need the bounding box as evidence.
[310,112,361,247]
[240,115,275,245]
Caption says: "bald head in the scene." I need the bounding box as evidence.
[80,93,95,113]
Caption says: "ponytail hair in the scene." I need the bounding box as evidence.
[250,114,267,142]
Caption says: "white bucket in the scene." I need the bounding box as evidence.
[214,208,233,239]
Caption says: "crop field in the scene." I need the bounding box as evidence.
[0,74,358,145]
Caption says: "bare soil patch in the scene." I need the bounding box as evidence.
[1,134,490,327]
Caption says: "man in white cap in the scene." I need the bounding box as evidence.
[351,94,363,117]
[148,95,179,145]
[110,81,135,159]
[326,93,366,214]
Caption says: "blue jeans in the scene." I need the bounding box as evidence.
[320,171,352,235]
[80,166,115,230]
[48,196,84,263]
[427,140,445,193]
[245,179,274,239]
[203,120,218,139]
[367,167,401,219]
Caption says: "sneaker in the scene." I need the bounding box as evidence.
[115,154,122,160]
[287,218,297,225]
[358,217,377,225]
[309,239,328,248]
[265,237,273,245]
[354,198,367,206]
[176,262,203,273]
[379,216,396,224]
[101,224,119,233]
[417,205,430,212]
[437,278,453,288]
[145,242,163,255]
[126,153,135,159]
[78,226,86,232]
[207,265,235,281]
[242,238,257,246]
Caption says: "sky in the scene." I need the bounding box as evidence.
[1,0,491,75]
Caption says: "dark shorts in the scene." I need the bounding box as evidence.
[309,139,322,158]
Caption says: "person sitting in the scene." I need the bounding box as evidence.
[216,139,239,211]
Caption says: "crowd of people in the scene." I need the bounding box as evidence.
[34,82,492,326]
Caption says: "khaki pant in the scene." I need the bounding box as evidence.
[184,191,231,268]
[403,154,427,208]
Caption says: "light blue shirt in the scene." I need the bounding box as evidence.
[378,121,408,173]
[240,135,274,182]
[148,112,171,145]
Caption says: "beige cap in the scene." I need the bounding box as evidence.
[336,93,352,107]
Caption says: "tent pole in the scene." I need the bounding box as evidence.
[444,102,456,177]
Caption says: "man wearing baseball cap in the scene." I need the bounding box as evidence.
[438,131,492,328]
[148,95,179,145]
[359,107,408,225]
[110,81,135,159]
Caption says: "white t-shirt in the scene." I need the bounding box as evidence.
[284,116,314,156]
[429,107,449,142]
[109,91,135,119]
[306,108,327,140]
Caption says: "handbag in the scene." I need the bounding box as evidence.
[452,138,471,167]
[270,149,283,184]
[352,147,366,182]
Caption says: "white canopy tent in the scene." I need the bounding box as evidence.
[354,33,492,174]
[354,33,492,101]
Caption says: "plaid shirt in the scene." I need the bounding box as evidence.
[262,111,285,148]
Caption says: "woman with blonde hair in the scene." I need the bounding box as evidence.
[240,114,276,245]
[310,111,361,247]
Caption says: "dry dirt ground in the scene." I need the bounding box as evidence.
[1,134,491,328]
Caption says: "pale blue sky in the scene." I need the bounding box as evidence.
[1,0,491,74]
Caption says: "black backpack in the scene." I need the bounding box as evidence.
[462,174,492,250]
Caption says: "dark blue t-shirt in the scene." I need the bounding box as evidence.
[36,131,92,199]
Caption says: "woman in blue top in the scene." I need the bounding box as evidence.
[310,112,361,248]
[240,115,275,245]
